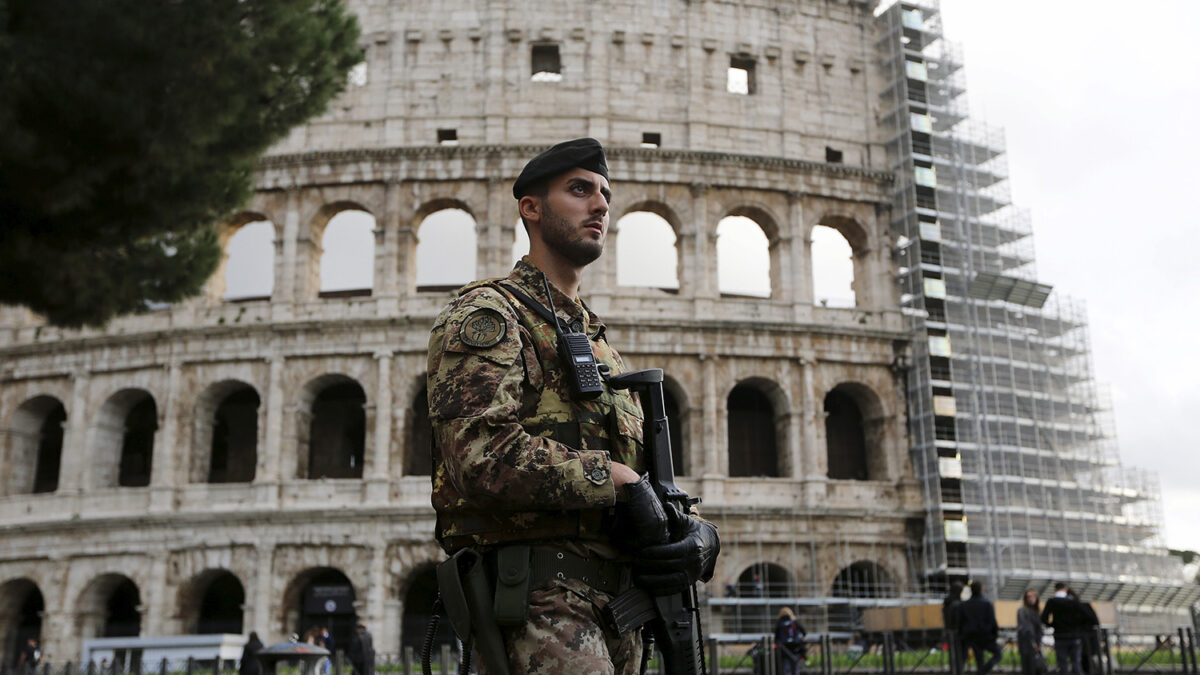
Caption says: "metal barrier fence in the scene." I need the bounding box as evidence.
[5,628,1198,675]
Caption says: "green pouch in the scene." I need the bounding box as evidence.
[492,545,531,627]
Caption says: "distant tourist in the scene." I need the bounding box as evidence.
[1041,583,1092,675]
[960,581,1002,675]
[1017,590,1046,675]
[239,631,263,675]
[348,623,375,675]
[17,638,41,675]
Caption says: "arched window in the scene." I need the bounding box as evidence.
[401,566,454,652]
[308,382,366,479]
[119,396,157,488]
[811,225,855,307]
[825,383,886,481]
[727,384,779,477]
[104,578,142,637]
[831,561,896,599]
[616,211,678,291]
[511,219,530,266]
[189,571,245,635]
[208,387,259,483]
[730,563,793,634]
[286,568,356,652]
[0,580,44,655]
[224,220,275,301]
[5,396,66,495]
[407,385,433,476]
[416,208,477,291]
[641,381,686,477]
[716,216,771,297]
[320,210,376,296]
[826,388,867,480]
[76,575,141,639]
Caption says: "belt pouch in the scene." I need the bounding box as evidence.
[493,545,531,627]
[439,549,510,675]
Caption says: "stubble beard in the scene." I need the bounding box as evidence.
[539,200,604,267]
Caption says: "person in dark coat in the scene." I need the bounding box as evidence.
[1017,590,1046,675]
[774,607,807,675]
[960,581,1003,675]
[944,582,966,675]
[1041,583,1092,675]
[348,623,375,675]
[239,632,264,675]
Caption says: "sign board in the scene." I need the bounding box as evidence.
[303,585,354,615]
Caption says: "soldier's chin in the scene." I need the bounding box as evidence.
[562,240,603,267]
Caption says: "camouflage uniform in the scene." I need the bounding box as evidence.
[428,257,645,674]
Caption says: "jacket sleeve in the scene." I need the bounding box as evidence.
[428,289,616,511]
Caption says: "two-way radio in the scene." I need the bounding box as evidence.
[540,272,604,400]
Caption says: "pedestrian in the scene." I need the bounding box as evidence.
[774,607,807,675]
[427,138,720,674]
[1017,590,1045,675]
[239,631,263,675]
[959,581,1002,675]
[943,582,966,675]
[1041,583,1090,675]
[17,638,41,675]
[348,623,374,675]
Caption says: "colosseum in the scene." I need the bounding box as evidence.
[2,0,1187,667]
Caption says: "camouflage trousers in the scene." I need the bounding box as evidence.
[480,578,643,674]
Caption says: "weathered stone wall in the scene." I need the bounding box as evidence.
[0,0,925,663]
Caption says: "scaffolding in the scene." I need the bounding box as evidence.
[875,0,1195,630]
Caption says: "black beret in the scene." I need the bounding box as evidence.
[512,138,609,199]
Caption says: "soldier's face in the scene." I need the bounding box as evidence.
[534,168,611,267]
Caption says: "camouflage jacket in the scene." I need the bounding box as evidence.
[427,258,645,552]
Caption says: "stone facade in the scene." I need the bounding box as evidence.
[0,0,927,663]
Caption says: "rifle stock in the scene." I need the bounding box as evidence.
[607,368,707,675]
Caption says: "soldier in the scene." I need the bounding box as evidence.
[427,138,719,674]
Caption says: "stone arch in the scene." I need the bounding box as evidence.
[830,560,897,599]
[76,574,142,639]
[399,564,453,653]
[90,389,158,489]
[282,568,357,652]
[414,200,478,292]
[511,217,530,266]
[614,202,682,291]
[649,375,689,477]
[299,375,368,480]
[404,376,433,477]
[190,380,261,484]
[716,207,781,298]
[726,378,788,478]
[178,569,245,635]
[811,213,874,308]
[730,562,794,635]
[823,382,888,481]
[214,213,277,302]
[0,579,44,666]
[319,206,377,297]
[811,225,856,308]
[3,395,66,496]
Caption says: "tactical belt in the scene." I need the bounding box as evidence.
[488,545,632,596]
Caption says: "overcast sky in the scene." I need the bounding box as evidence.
[935,0,1200,553]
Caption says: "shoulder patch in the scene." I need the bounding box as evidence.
[460,307,507,348]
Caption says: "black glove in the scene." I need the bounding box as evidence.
[633,504,720,595]
[615,475,670,551]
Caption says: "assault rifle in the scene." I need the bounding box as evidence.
[606,368,708,675]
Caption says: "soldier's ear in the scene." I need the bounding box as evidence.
[518,195,541,226]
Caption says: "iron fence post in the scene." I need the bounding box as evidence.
[708,638,720,675]
[822,634,833,675]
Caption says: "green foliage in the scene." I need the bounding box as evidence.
[0,0,362,327]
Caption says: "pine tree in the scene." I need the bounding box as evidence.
[0,0,363,327]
